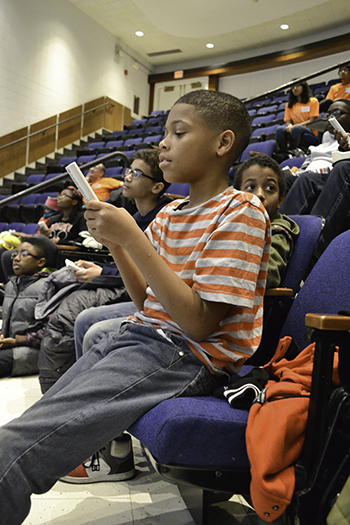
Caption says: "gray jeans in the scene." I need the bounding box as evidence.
[74,301,136,358]
[0,322,223,524]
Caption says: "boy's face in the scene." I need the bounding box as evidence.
[11,242,45,276]
[338,67,350,84]
[327,101,350,134]
[239,165,284,217]
[86,164,104,183]
[122,159,160,200]
[159,103,221,184]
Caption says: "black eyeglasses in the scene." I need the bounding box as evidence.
[124,168,158,182]
[11,251,41,261]
[59,193,74,199]
[323,109,350,120]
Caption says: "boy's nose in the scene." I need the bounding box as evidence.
[256,191,265,202]
[159,136,167,149]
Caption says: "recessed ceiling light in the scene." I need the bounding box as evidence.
[135,31,144,37]
[280,24,289,30]
[206,43,214,49]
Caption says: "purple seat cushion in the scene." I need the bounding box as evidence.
[129,395,249,468]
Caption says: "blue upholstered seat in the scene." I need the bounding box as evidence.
[239,139,276,162]
[130,396,249,469]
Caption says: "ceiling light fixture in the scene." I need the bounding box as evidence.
[135,31,144,37]
[280,24,289,30]
[206,43,214,49]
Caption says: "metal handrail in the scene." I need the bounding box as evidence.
[0,151,128,206]
[244,59,350,104]
[0,101,115,151]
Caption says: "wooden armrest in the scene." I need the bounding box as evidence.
[56,245,79,251]
[249,151,270,157]
[265,288,293,297]
[164,193,186,199]
[305,313,350,331]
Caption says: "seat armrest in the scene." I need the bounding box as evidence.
[305,313,350,331]
[265,287,293,296]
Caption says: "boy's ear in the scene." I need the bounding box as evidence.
[216,130,235,157]
[151,182,164,196]
[277,194,285,210]
[37,257,47,269]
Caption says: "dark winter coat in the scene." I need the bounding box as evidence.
[2,273,49,375]
[36,268,129,393]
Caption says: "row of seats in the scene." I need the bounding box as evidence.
[0,192,59,224]
[244,77,338,110]
[0,222,38,235]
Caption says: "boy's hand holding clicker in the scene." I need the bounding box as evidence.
[334,130,350,150]
[73,260,102,283]
[85,201,140,250]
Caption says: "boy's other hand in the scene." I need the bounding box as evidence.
[73,260,103,283]
[85,201,139,249]
[0,335,16,349]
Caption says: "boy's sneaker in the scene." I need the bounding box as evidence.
[60,433,135,484]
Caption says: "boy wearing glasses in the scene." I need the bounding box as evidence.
[0,237,51,378]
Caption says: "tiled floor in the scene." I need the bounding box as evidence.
[0,375,276,524]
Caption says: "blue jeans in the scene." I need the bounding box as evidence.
[75,301,137,358]
[275,124,319,151]
[0,322,223,525]
[280,160,350,259]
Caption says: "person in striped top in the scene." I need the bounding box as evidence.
[0,91,271,517]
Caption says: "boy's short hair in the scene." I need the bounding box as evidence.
[233,155,286,197]
[333,98,350,112]
[22,237,51,264]
[174,90,251,163]
[338,63,350,74]
[133,148,170,195]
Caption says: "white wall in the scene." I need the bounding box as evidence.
[219,50,350,100]
[0,0,152,136]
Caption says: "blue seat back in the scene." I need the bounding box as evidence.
[280,157,306,169]
[239,139,276,162]
[281,229,350,348]
[21,223,39,234]
[26,174,45,185]
[281,215,323,293]
[251,114,275,126]
[166,183,190,197]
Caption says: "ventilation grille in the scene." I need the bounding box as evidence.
[147,49,182,57]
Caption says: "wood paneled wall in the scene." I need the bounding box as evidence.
[0,96,132,179]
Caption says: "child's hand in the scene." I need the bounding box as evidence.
[334,130,350,150]
[0,335,16,349]
[73,260,102,282]
[85,201,139,249]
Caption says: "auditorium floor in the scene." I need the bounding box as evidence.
[0,375,282,524]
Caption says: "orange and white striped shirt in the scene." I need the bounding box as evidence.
[131,188,271,375]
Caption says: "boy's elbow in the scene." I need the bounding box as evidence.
[183,322,213,342]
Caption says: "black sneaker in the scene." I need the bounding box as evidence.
[60,433,136,483]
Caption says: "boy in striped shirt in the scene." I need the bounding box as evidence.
[0,90,271,521]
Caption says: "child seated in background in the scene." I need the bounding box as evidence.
[0,237,52,378]
[234,155,299,288]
